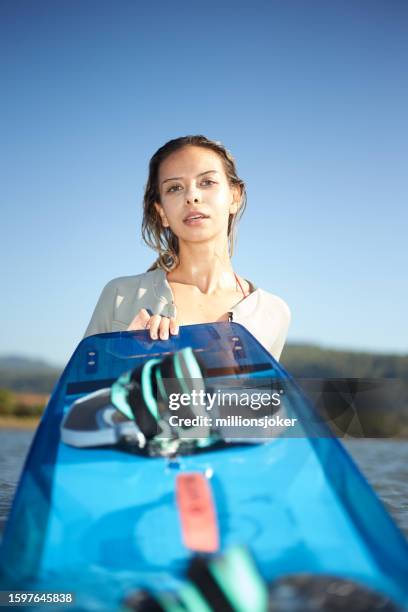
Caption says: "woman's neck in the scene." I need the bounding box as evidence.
[167,241,236,295]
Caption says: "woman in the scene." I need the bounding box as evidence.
[84,135,291,361]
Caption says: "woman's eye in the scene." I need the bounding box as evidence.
[167,180,215,193]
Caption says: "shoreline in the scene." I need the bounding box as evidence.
[0,416,40,430]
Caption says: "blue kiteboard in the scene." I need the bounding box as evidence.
[0,322,407,610]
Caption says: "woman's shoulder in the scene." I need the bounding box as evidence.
[231,284,291,361]
[83,269,169,338]
[101,269,161,290]
[101,268,174,316]
[241,283,291,323]
[257,288,291,319]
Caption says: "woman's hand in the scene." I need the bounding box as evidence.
[126,308,179,340]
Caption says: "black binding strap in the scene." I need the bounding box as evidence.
[187,556,236,612]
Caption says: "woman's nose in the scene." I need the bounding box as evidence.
[186,196,199,204]
[185,186,201,204]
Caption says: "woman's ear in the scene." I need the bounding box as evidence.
[154,202,170,228]
[229,185,242,215]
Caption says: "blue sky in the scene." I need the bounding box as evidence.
[1,0,407,365]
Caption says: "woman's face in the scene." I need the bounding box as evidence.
[154,146,240,245]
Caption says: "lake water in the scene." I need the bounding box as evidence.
[0,430,407,538]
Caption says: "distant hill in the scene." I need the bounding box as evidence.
[0,355,63,372]
[281,343,408,378]
[0,355,62,393]
[280,343,408,437]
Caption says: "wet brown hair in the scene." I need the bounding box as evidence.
[142,135,247,271]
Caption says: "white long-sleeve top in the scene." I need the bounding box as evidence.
[84,268,291,361]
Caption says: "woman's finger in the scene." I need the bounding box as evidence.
[126,308,151,331]
[158,316,171,340]
[169,317,179,335]
[149,314,162,339]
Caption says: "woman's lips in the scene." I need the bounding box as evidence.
[183,216,209,226]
